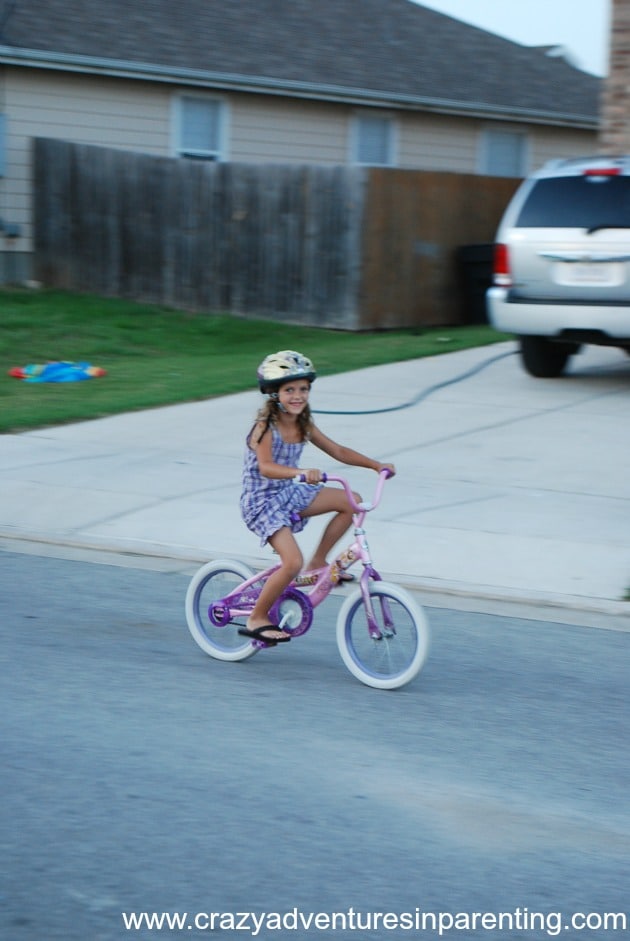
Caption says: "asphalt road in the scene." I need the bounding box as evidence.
[1,548,629,940]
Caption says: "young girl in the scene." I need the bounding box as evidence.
[239,350,395,645]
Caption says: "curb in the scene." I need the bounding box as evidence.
[2,529,629,628]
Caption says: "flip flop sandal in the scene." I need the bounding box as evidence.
[237,624,291,645]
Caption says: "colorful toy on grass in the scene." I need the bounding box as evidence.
[8,362,107,382]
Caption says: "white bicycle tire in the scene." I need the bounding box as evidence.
[336,581,429,689]
[185,559,259,662]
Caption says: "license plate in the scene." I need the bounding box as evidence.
[558,262,619,285]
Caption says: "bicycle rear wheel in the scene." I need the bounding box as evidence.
[336,581,429,689]
[185,559,259,662]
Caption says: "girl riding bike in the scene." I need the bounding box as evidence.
[239,350,395,647]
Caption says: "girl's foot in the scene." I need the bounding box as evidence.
[238,623,291,643]
[301,562,356,584]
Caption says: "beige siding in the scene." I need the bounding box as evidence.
[229,99,598,175]
[3,68,170,248]
[398,112,478,171]
[230,93,348,164]
[7,72,168,151]
[0,64,599,258]
[527,126,598,170]
[399,115,597,176]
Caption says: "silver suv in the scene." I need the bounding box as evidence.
[487,155,630,377]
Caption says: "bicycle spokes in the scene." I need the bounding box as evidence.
[336,582,429,689]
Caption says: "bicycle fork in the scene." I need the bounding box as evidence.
[352,527,396,641]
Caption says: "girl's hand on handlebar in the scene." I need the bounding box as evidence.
[376,462,396,478]
[301,468,323,484]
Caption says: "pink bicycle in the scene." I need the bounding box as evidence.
[185,471,430,689]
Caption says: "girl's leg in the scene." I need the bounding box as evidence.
[300,486,361,571]
[247,526,303,640]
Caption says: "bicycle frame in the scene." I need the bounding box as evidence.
[207,471,395,646]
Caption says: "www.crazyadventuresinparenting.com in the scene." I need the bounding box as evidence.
[120,906,628,935]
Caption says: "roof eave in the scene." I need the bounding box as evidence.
[0,45,599,130]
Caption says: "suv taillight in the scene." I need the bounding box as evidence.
[493,243,512,287]
[582,167,621,176]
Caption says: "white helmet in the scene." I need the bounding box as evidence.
[257,350,316,393]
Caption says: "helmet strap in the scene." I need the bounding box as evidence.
[268,391,287,413]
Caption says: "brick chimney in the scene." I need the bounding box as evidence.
[599,0,630,152]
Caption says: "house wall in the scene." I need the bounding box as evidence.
[1,69,171,257]
[229,94,348,164]
[0,64,599,279]
[230,99,597,174]
[399,112,478,171]
[526,124,598,169]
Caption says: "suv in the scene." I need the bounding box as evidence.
[487,155,630,377]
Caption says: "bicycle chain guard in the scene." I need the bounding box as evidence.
[270,587,314,637]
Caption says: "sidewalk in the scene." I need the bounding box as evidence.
[2,342,630,620]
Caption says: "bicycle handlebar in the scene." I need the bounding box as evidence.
[296,468,392,514]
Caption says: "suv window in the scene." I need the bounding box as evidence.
[515,175,630,228]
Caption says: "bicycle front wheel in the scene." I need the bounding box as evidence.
[336,581,429,689]
[185,559,259,662]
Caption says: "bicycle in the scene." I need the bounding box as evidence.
[185,470,430,689]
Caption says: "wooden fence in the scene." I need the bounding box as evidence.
[33,138,520,329]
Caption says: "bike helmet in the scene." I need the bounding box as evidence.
[257,350,316,393]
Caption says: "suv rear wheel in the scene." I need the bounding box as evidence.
[519,335,578,378]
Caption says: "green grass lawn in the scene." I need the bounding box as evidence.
[0,288,510,433]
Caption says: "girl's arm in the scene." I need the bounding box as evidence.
[252,422,321,481]
[310,425,396,476]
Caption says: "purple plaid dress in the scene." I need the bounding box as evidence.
[240,425,323,546]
